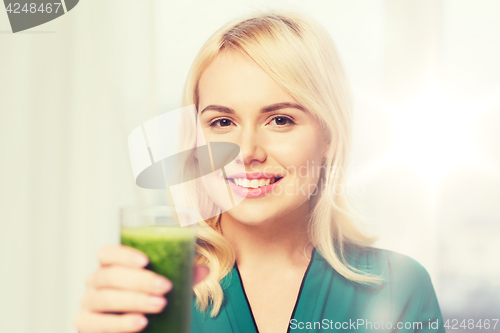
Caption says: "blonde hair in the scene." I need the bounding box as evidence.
[180,9,382,317]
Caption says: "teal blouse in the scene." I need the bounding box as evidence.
[191,246,445,332]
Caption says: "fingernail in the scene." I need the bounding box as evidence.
[133,316,148,328]
[149,295,166,307]
[134,255,148,266]
[154,278,172,292]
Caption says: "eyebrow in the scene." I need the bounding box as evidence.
[200,102,306,115]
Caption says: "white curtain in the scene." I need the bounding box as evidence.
[1,1,499,332]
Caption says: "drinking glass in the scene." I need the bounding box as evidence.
[120,205,197,333]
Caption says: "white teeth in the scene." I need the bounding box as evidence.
[232,178,274,188]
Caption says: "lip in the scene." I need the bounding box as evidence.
[226,172,281,180]
[226,173,285,199]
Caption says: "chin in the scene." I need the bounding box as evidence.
[226,196,306,226]
[225,202,281,226]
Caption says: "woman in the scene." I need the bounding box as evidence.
[75,10,445,333]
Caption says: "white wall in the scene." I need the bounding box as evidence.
[1,1,499,332]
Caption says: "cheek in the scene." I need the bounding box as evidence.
[269,133,325,182]
[199,127,237,145]
[270,129,318,155]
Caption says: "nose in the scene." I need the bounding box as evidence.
[235,128,267,166]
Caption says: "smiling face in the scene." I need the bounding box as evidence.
[197,49,329,225]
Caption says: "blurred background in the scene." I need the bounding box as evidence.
[1,0,499,332]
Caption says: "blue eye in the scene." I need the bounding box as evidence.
[270,116,295,126]
[210,118,233,127]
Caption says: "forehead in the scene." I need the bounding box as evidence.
[197,49,297,108]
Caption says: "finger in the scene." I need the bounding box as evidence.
[74,310,148,333]
[88,266,173,295]
[98,245,149,268]
[81,288,167,314]
[193,265,210,286]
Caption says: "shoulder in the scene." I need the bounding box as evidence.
[342,246,438,314]
[343,245,430,279]
[317,245,445,330]
[345,246,444,330]
[335,245,433,295]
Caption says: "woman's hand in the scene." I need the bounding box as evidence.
[74,245,209,333]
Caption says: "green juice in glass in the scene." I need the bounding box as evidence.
[121,226,196,333]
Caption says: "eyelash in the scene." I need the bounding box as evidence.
[209,115,296,128]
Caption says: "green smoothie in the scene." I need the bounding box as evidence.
[121,226,196,333]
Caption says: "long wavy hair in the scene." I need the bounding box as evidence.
[178,10,381,317]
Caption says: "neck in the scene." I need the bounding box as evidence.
[220,201,314,269]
